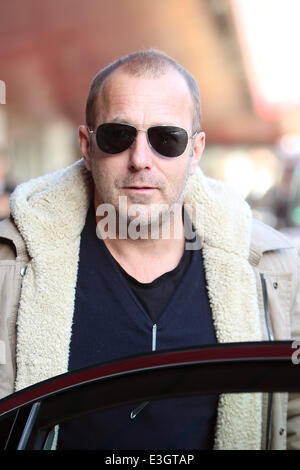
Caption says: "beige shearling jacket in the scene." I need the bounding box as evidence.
[0,159,299,450]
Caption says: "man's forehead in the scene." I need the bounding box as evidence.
[95,68,193,123]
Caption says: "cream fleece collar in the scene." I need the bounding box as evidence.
[10,159,262,449]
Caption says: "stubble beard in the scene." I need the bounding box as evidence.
[90,149,193,240]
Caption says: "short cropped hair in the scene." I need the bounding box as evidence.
[85,49,201,133]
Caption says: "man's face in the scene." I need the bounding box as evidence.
[80,68,205,229]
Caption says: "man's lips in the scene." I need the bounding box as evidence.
[123,186,158,190]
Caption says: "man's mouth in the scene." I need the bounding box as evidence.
[123,186,158,191]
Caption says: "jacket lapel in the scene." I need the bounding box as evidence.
[10,160,92,391]
[184,169,263,449]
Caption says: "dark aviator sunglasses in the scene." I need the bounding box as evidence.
[88,123,198,158]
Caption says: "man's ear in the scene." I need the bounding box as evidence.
[190,131,205,175]
[79,125,92,171]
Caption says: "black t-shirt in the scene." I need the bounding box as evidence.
[119,248,192,323]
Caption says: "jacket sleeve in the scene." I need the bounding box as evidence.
[0,240,19,399]
[287,254,300,449]
[0,218,28,399]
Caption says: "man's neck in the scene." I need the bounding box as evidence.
[95,202,186,283]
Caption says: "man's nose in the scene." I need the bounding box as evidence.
[128,130,153,171]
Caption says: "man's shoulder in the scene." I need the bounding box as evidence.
[0,217,21,239]
[0,217,27,261]
[250,218,298,264]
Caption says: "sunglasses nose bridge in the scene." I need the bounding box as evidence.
[130,128,151,149]
[128,128,154,169]
[135,127,156,154]
[125,127,146,148]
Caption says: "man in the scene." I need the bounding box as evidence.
[0,50,299,450]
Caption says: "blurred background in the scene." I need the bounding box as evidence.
[0,0,300,247]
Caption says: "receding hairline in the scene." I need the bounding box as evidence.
[85,50,202,132]
[98,65,193,118]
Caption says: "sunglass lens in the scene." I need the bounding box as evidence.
[96,123,136,154]
[148,126,188,157]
